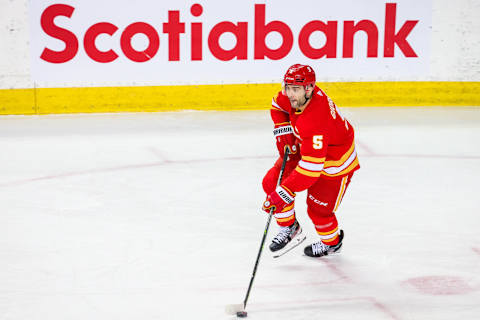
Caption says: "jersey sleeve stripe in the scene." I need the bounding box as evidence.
[324,147,357,173]
[295,166,322,177]
[298,160,325,172]
[323,156,359,177]
[302,155,326,164]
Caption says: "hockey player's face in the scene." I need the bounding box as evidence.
[285,85,307,108]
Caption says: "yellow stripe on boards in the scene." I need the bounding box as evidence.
[0,81,479,115]
[0,84,282,115]
[321,81,480,107]
[0,88,37,114]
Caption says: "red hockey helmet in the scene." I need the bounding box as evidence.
[283,64,316,87]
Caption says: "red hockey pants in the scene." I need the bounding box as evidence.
[262,158,354,245]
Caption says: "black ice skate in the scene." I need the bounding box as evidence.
[304,230,344,258]
[269,220,306,258]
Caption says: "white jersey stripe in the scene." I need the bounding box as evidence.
[299,160,325,172]
[323,148,357,175]
[272,98,288,113]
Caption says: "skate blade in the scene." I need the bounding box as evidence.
[273,233,307,258]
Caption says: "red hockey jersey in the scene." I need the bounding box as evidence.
[271,86,360,192]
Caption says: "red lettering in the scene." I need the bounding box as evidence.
[208,22,248,61]
[38,3,421,64]
[384,3,418,57]
[343,20,378,58]
[254,4,293,60]
[191,23,202,61]
[120,22,159,62]
[298,21,337,59]
[40,4,78,63]
[190,4,203,61]
[162,11,185,61]
[84,22,119,63]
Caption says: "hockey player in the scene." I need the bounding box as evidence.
[262,64,360,257]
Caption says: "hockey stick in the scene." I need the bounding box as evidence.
[225,149,290,318]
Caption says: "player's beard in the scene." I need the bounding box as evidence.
[290,95,307,109]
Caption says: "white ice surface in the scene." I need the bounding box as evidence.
[0,108,479,320]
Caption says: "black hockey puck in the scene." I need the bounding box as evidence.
[236,311,248,318]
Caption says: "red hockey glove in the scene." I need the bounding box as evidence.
[273,123,298,157]
[262,185,295,214]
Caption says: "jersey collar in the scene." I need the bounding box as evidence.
[294,95,313,115]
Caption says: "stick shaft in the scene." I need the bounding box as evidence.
[242,149,290,309]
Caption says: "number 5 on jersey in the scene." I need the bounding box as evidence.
[313,135,323,149]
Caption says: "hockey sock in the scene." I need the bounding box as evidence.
[311,214,340,245]
[274,203,296,227]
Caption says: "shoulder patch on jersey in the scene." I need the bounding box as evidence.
[315,87,324,96]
